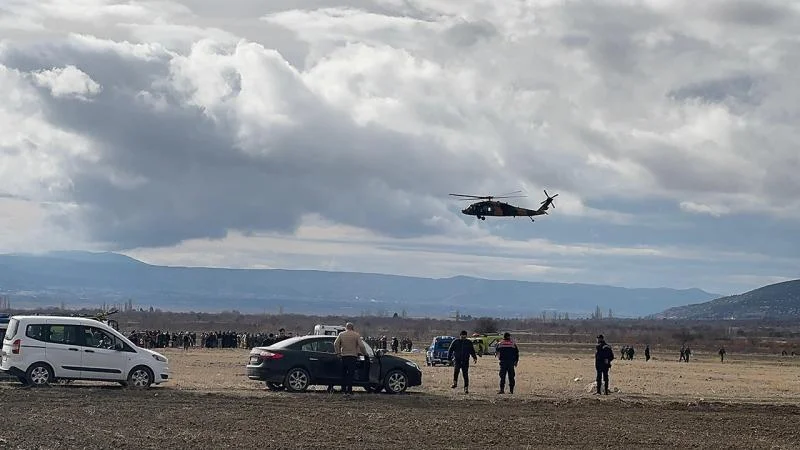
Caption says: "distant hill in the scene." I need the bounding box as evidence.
[0,251,719,318]
[655,279,800,320]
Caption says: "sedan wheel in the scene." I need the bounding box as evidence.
[284,368,310,392]
[383,370,408,394]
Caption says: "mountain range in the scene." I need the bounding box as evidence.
[655,279,800,320]
[0,251,721,318]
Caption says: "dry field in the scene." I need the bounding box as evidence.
[2,344,800,449]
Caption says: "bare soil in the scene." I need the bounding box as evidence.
[1,346,800,449]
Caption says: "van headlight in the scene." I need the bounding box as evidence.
[153,354,168,363]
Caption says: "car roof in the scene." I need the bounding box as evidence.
[8,315,110,326]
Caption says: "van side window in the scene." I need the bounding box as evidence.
[82,326,135,352]
[83,326,116,350]
[26,324,48,342]
[47,325,81,345]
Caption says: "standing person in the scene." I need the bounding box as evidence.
[719,347,726,363]
[495,332,519,394]
[334,322,366,395]
[644,344,651,362]
[595,334,615,395]
[448,330,478,394]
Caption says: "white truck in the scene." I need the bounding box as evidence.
[312,324,346,336]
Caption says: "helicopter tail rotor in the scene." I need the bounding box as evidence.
[541,190,558,208]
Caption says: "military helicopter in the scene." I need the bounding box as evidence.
[450,190,558,222]
[75,307,120,331]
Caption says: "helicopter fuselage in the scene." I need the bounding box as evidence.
[462,200,546,221]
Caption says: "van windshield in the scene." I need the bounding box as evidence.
[3,318,17,341]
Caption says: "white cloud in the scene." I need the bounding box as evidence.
[32,65,103,99]
[0,0,799,294]
[679,201,731,217]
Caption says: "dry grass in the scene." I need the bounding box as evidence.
[160,344,800,404]
[3,343,800,448]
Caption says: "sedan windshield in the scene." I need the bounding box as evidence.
[435,340,452,350]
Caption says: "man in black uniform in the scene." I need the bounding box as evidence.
[448,330,478,394]
[495,332,519,394]
[595,334,614,395]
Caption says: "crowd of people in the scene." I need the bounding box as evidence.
[124,328,419,354]
[363,336,415,353]
[126,328,299,350]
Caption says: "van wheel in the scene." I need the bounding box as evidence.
[383,370,408,394]
[127,366,154,389]
[26,363,54,387]
[284,367,310,392]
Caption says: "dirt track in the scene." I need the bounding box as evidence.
[1,384,800,449]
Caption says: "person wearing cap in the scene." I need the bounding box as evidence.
[334,322,367,395]
[595,334,615,395]
[447,330,478,394]
[495,332,519,394]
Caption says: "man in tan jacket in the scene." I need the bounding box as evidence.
[334,322,367,394]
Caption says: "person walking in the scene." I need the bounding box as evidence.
[495,332,519,394]
[595,334,615,395]
[448,330,478,394]
[644,344,651,362]
[719,347,726,363]
[334,322,366,395]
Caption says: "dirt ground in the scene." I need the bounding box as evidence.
[2,345,800,449]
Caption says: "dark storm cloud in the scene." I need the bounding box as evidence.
[443,20,497,47]
[703,0,795,27]
[2,36,493,249]
[669,75,763,106]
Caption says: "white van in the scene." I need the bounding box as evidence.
[312,324,346,336]
[0,315,170,388]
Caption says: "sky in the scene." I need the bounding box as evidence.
[1,0,799,296]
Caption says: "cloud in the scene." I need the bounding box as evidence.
[679,201,730,217]
[0,0,799,294]
[32,65,103,99]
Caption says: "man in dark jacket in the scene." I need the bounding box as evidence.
[595,334,614,395]
[448,330,478,394]
[495,332,519,394]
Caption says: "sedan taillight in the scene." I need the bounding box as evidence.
[249,351,283,364]
[259,351,283,360]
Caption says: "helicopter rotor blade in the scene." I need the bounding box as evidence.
[449,194,488,199]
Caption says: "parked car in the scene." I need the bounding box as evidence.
[312,324,345,336]
[0,313,8,342]
[0,315,170,388]
[246,335,422,394]
[0,314,9,381]
[425,336,455,366]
